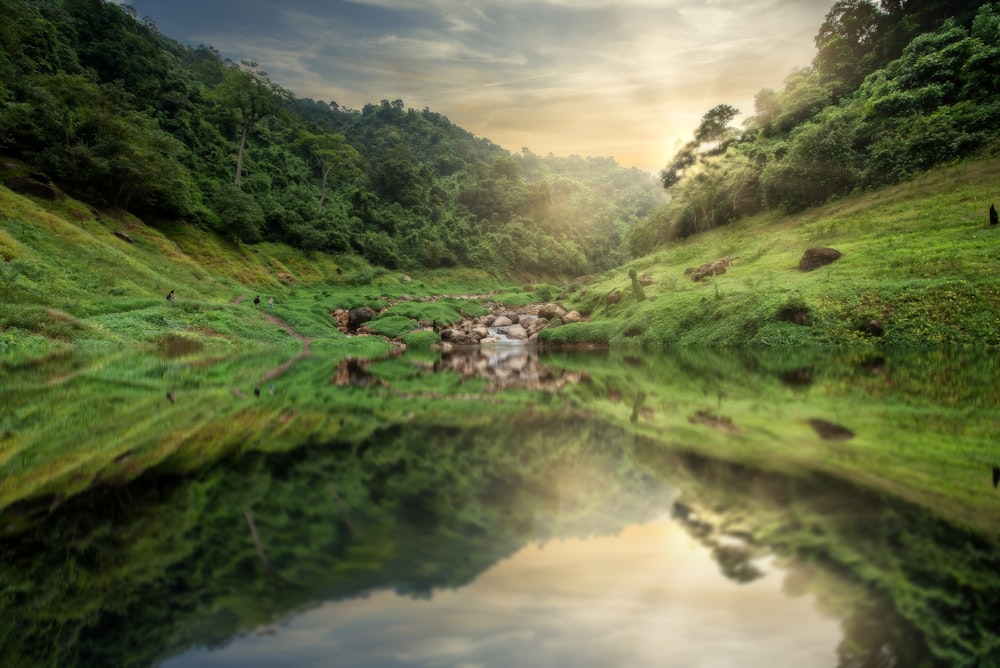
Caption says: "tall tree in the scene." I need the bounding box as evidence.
[217,60,290,186]
[296,131,360,213]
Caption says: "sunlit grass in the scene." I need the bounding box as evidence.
[556,157,1000,346]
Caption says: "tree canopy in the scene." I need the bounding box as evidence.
[0,0,664,276]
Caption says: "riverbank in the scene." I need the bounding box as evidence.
[3,156,1000,363]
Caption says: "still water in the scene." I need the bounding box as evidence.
[1,345,998,667]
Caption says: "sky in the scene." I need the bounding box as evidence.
[163,517,842,667]
[125,0,835,171]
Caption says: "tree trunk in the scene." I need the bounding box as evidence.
[317,164,333,213]
[235,121,250,186]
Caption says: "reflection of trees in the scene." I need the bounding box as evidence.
[0,415,670,668]
[657,449,1000,668]
[670,502,765,584]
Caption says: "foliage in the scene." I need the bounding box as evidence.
[0,0,665,278]
[639,2,1000,253]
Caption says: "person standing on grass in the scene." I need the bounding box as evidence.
[253,295,261,310]
[269,297,274,311]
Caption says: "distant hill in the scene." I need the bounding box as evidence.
[0,0,664,276]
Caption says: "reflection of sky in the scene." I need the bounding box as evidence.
[163,517,840,667]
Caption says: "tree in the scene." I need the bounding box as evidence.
[296,131,360,213]
[660,104,740,189]
[216,60,291,186]
[813,0,885,96]
[694,103,741,147]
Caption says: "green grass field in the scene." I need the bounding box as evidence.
[547,157,1000,347]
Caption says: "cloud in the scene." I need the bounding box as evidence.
[129,0,832,169]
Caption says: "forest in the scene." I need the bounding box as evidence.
[2,0,1000,275]
[0,0,665,276]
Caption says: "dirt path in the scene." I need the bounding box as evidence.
[262,312,311,347]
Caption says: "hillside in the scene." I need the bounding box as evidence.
[2,154,999,361]
[0,0,664,276]
[546,155,1000,347]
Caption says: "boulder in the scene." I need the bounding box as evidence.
[492,315,514,328]
[347,307,376,332]
[506,324,529,340]
[539,303,567,320]
[563,310,582,324]
[6,176,62,200]
[858,319,884,337]
[808,418,854,441]
[114,230,134,243]
[799,247,842,272]
[687,256,735,281]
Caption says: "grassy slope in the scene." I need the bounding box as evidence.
[549,156,1000,346]
[0,179,507,362]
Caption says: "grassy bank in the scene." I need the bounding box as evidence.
[0,178,511,364]
[3,156,1000,357]
[546,156,1000,347]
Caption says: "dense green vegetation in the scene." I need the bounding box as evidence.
[631,0,1000,251]
[0,0,663,275]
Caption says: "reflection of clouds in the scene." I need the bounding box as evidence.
[164,518,839,667]
[129,0,832,170]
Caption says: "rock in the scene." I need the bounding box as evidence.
[777,303,809,325]
[563,310,582,324]
[606,290,622,306]
[858,319,884,337]
[539,303,567,320]
[492,315,513,328]
[687,256,735,281]
[507,324,529,340]
[799,247,842,272]
[472,325,489,339]
[688,409,740,434]
[347,307,376,332]
[517,314,539,327]
[6,176,62,200]
[808,418,854,441]
[114,230,134,243]
[479,337,498,345]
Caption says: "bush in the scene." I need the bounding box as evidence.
[401,330,440,348]
[368,315,420,338]
[539,321,614,346]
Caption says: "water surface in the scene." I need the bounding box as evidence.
[1,346,997,667]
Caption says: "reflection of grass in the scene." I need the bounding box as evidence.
[0,344,532,513]
[547,347,1000,539]
[4,346,997,544]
